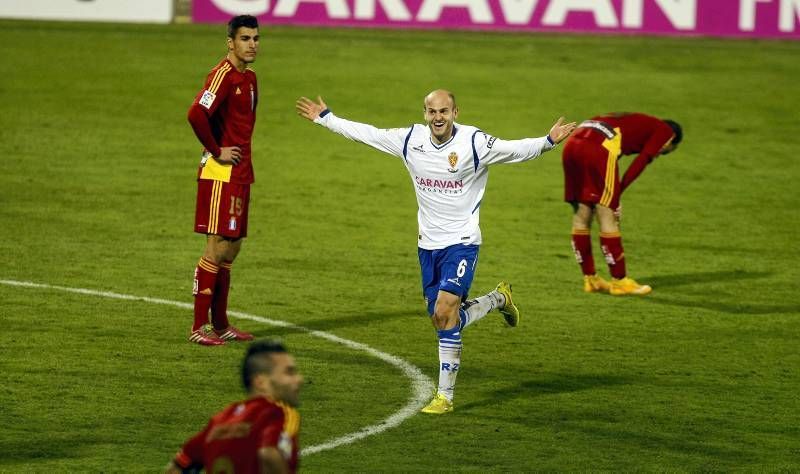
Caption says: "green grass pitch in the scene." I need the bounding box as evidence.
[0,20,799,471]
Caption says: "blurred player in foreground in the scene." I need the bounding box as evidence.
[186,15,261,345]
[296,90,575,414]
[562,112,682,295]
[166,340,303,473]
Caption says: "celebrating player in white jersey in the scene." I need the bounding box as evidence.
[296,90,575,414]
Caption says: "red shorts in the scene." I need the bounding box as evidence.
[562,132,622,210]
[194,179,250,238]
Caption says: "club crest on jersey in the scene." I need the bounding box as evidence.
[235,86,242,95]
[447,152,459,173]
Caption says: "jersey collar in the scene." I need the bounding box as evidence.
[429,125,458,150]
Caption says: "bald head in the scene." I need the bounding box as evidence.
[423,89,458,144]
[424,89,456,110]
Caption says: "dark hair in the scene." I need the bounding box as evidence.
[241,339,287,391]
[664,119,682,145]
[228,15,259,38]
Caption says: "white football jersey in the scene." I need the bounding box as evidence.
[315,111,555,250]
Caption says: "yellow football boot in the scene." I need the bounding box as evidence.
[583,274,611,293]
[421,393,454,414]
[609,277,652,296]
[495,281,519,327]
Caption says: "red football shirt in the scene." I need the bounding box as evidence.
[592,113,675,192]
[188,58,258,184]
[174,397,300,473]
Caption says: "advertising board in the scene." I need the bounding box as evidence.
[0,0,173,24]
[192,0,800,39]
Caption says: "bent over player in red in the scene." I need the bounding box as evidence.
[166,340,303,473]
[186,15,261,344]
[562,113,682,295]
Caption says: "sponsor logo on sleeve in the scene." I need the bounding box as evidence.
[486,136,497,149]
[199,90,216,109]
[278,432,292,459]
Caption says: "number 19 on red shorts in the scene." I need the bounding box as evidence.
[194,179,250,238]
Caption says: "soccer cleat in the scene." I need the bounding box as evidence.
[495,281,520,327]
[609,277,652,296]
[189,327,226,346]
[583,274,611,293]
[213,325,254,342]
[421,392,454,414]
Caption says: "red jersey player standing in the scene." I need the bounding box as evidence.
[166,340,304,473]
[186,15,260,345]
[562,113,682,295]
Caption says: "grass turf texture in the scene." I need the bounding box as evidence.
[1,20,799,471]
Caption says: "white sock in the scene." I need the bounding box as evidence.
[437,326,462,401]
[461,291,504,330]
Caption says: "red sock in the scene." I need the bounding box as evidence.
[600,232,626,279]
[571,229,595,276]
[211,261,232,330]
[193,257,219,331]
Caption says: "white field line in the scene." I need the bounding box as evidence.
[0,279,434,456]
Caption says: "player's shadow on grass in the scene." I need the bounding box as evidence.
[638,270,798,315]
[458,373,631,413]
[640,269,770,289]
[644,296,799,315]
[658,241,762,255]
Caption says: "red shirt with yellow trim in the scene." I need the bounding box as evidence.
[174,397,300,474]
[188,58,258,184]
[598,113,674,193]
[571,113,674,194]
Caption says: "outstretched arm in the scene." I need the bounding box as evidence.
[549,116,577,144]
[479,116,577,166]
[295,96,408,158]
[296,96,328,122]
